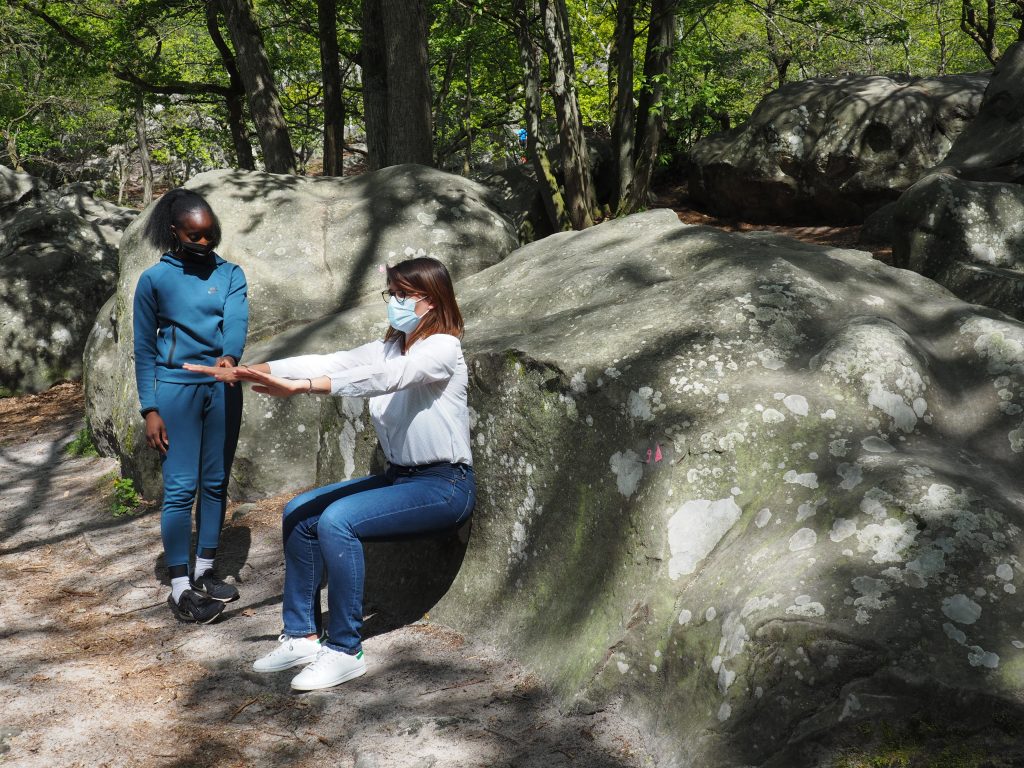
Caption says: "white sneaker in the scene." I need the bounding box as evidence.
[252,634,321,672]
[290,646,366,691]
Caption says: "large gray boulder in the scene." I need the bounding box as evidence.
[0,165,43,209]
[891,43,1024,317]
[84,164,519,498]
[0,168,129,394]
[689,73,988,224]
[935,41,1024,182]
[891,173,1024,318]
[240,210,1024,765]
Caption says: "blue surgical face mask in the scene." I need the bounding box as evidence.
[387,295,423,333]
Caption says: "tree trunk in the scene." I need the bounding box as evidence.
[218,0,297,173]
[134,92,153,206]
[611,0,636,213]
[462,20,474,176]
[623,0,674,213]
[764,0,790,88]
[381,0,433,166]
[206,0,256,170]
[541,0,596,229]
[318,0,345,176]
[514,0,571,231]
[225,93,256,170]
[960,0,1001,64]
[361,0,389,170]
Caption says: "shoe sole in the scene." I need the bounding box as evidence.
[253,653,319,673]
[198,592,239,603]
[290,665,367,691]
[192,585,240,603]
[169,605,224,624]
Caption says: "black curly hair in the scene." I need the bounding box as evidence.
[143,188,222,253]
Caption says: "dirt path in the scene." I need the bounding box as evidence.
[651,183,893,264]
[0,385,652,768]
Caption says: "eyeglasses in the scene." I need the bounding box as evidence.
[381,289,422,304]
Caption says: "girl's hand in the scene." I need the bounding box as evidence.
[144,411,169,454]
[215,356,238,386]
[183,362,244,383]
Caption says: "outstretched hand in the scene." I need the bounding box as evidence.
[183,362,306,398]
[183,361,247,383]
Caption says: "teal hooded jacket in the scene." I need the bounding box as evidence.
[133,251,248,414]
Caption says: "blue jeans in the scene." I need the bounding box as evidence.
[281,463,476,654]
[157,380,242,568]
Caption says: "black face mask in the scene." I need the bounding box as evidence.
[177,240,214,260]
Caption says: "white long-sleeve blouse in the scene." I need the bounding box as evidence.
[267,333,473,467]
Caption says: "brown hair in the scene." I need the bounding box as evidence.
[384,257,464,350]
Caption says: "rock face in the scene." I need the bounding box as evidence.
[84,164,519,498]
[891,43,1024,318]
[688,73,988,224]
[240,210,1024,765]
[891,173,1024,317]
[0,166,133,394]
[474,166,554,243]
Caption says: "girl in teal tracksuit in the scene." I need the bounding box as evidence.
[133,188,248,625]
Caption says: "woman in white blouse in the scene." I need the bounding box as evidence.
[185,257,475,690]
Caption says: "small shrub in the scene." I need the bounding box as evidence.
[112,476,142,517]
[65,428,99,457]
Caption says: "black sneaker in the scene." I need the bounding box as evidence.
[168,589,224,624]
[191,571,240,603]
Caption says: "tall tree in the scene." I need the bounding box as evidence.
[610,0,636,211]
[134,92,153,205]
[205,0,256,170]
[217,0,297,173]
[513,0,572,230]
[541,0,597,228]
[318,0,345,175]
[361,0,433,169]
[623,0,675,212]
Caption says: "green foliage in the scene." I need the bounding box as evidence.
[111,476,142,518]
[1,0,1019,191]
[65,428,99,458]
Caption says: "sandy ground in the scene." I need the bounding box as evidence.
[0,385,653,768]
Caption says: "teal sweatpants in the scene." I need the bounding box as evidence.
[155,380,243,568]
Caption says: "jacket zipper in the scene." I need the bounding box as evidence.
[168,326,177,368]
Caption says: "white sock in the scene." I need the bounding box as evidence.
[194,556,215,579]
[171,576,190,602]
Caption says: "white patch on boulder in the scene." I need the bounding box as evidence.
[786,595,825,617]
[861,436,895,453]
[967,646,999,669]
[789,528,817,551]
[784,470,819,488]
[667,498,743,579]
[829,518,857,542]
[837,463,863,490]
[609,450,643,498]
[755,508,772,528]
[783,394,809,416]
[856,518,917,563]
[942,594,982,625]
[943,622,967,645]
[678,609,693,626]
[762,408,786,424]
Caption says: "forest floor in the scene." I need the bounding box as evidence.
[652,183,893,264]
[0,385,653,768]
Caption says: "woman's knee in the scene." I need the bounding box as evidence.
[318,504,359,543]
